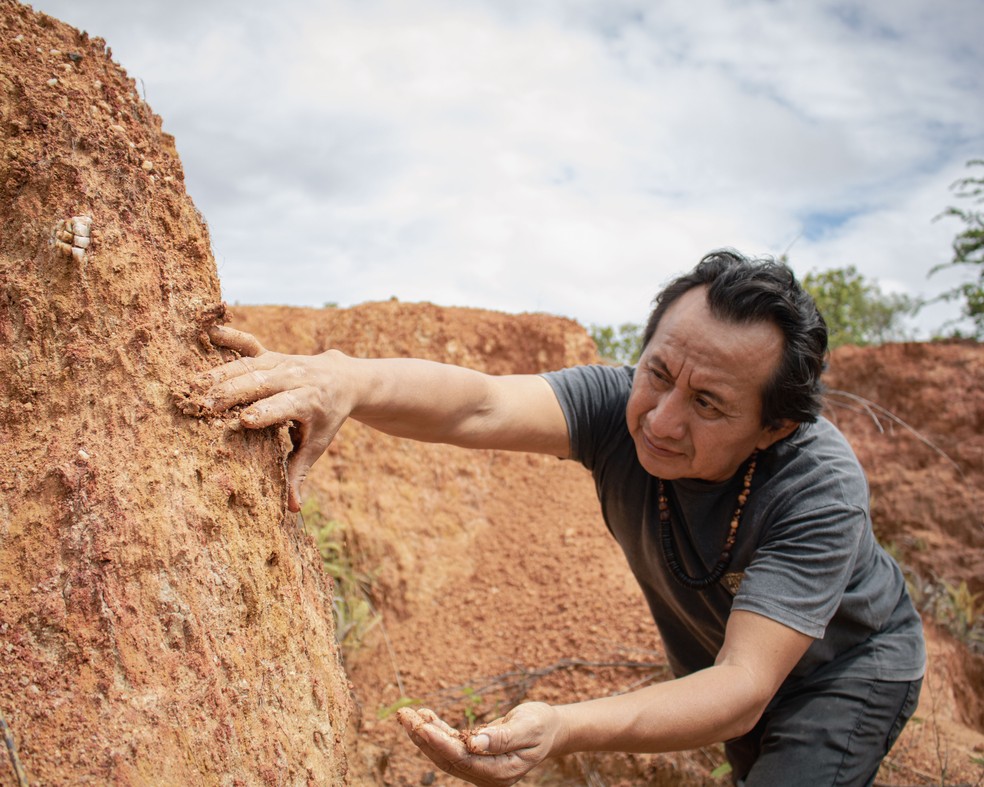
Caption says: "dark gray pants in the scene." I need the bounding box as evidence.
[726,676,922,786]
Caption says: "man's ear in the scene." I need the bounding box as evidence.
[756,419,799,450]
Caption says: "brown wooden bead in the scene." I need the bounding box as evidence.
[658,452,757,591]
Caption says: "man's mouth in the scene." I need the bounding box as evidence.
[640,432,685,459]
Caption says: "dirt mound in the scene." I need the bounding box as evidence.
[0,3,352,784]
[231,305,984,787]
[824,343,984,596]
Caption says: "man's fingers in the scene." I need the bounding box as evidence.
[462,703,558,761]
[398,708,464,754]
[194,351,285,393]
[397,708,467,769]
[468,733,493,754]
[285,433,336,514]
[192,333,348,517]
[398,708,535,786]
[235,388,305,428]
[208,325,267,357]
[397,707,430,740]
[419,708,462,738]
[396,706,423,734]
[468,726,527,757]
[192,327,271,393]
[201,365,298,414]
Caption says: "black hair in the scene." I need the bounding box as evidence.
[641,249,828,429]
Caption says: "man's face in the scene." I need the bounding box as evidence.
[626,286,794,482]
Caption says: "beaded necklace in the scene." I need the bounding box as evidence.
[657,452,758,591]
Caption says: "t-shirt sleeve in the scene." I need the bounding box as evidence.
[733,502,868,638]
[541,365,633,471]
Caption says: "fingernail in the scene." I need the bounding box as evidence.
[471,733,490,753]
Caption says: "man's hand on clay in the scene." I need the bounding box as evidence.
[396,703,562,787]
[196,325,348,512]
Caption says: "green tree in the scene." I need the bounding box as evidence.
[930,158,984,339]
[589,321,644,364]
[589,264,917,360]
[802,266,917,348]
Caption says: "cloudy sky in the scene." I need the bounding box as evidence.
[32,0,984,336]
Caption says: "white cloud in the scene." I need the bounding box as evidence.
[28,0,984,336]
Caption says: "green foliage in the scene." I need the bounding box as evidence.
[907,573,984,653]
[460,685,485,727]
[801,265,917,347]
[930,158,984,339]
[589,264,919,359]
[300,499,380,657]
[589,321,644,364]
[937,580,984,647]
[376,696,422,720]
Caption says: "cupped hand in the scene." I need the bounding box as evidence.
[396,703,563,787]
[195,325,350,512]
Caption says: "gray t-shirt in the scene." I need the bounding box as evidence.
[543,364,925,685]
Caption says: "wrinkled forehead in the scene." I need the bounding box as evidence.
[645,288,785,396]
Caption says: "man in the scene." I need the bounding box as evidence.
[197,250,925,786]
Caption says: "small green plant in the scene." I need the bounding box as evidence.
[908,573,984,653]
[376,696,422,720]
[880,539,902,563]
[937,580,984,645]
[300,498,380,657]
[461,685,484,727]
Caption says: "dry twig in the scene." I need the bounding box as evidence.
[824,389,963,477]
[1,707,28,787]
[432,657,670,721]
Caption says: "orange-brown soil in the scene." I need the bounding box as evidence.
[0,3,352,785]
[1,3,982,786]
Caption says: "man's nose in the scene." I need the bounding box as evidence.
[647,389,688,441]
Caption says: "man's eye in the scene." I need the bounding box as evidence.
[695,397,721,415]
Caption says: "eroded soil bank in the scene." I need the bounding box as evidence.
[1,3,353,784]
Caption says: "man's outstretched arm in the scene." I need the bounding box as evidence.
[195,325,570,511]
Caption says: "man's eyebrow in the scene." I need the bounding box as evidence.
[647,353,734,409]
[645,354,669,373]
[694,385,732,408]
